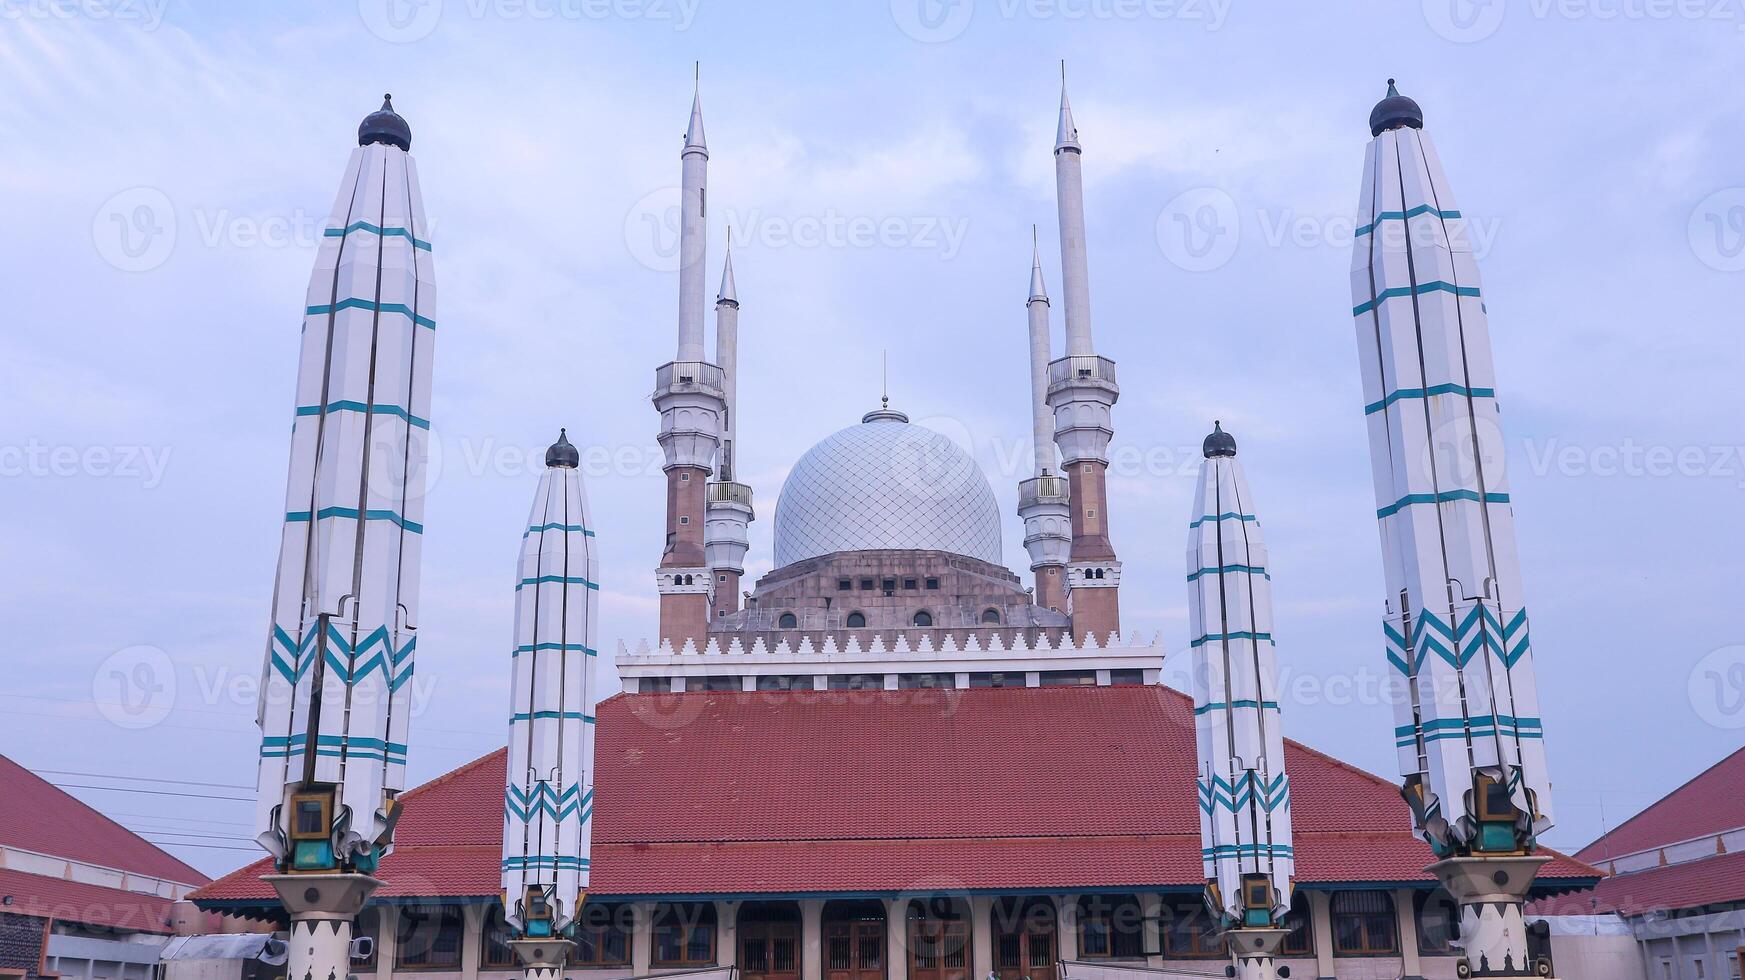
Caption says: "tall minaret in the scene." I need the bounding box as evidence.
[653,72,724,652]
[1188,424,1295,980]
[1350,80,1554,978]
[252,95,435,980]
[1045,66,1122,643]
[1016,229,1070,613]
[500,431,598,980]
[705,243,753,619]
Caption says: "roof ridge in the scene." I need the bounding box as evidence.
[398,745,508,802]
[1577,744,1745,861]
[0,753,208,884]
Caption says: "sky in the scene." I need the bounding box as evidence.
[1,0,1742,878]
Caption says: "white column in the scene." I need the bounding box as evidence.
[1308,892,1336,979]
[631,903,654,977]
[800,900,824,980]
[460,905,483,980]
[677,98,709,363]
[884,898,909,980]
[1054,138,1094,356]
[1056,895,1079,962]
[1394,889,1422,978]
[716,901,739,969]
[1139,893,1163,966]
[375,904,398,980]
[969,896,994,980]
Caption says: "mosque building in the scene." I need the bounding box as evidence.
[190,78,1605,980]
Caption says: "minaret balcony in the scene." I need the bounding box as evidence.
[652,359,726,400]
[1017,474,1069,510]
[1046,354,1118,396]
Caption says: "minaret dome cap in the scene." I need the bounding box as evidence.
[1369,78,1424,137]
[546,428,580,468]
[1203,421,1237,458]
[359,94,412,151]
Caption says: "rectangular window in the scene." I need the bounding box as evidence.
[1159,899,1223,959]
[1109,669,1143,685]
[1281,893,1315,956]
[838,579,853,591]
[903,578,918,590]
[899,673,955,689]
[859,578,875,590]
[572,904,632,967]
[653,903,717,968]
[482,904,517,969]
[1039,670,1096,686]
[639,677,672,694]
[697,676,741,692]
[925,578,940,590]
[354,907,380,970]
[757,675,814,691]
[881,579,896,592]
[1078,895,1146,960]
[829,674,883,691]
[395,905,464,970]
[1331,891,1399,956]
[968,672,1022,688]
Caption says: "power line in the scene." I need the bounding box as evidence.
[134,830,256,843]
[141,839,262,853]
[34,769,253,791]
[54,782,251,803]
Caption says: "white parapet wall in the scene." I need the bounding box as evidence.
[616,629,1166,693]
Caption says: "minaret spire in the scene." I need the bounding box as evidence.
[1018,225,1070,613]
[1349,79,1555,979]
[677,63,709,363]
[1044,68,1122,643]
[655,72,726,651]
[704,233,752,623]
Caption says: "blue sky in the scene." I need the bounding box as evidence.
[2,0,1741,876]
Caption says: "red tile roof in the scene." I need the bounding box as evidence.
[193,686,1598,906]
[1574,746,1745,865]
[1531,849,1745,917]
[0,754,208,886]
[0,869,180,934]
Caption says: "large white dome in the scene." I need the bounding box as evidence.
[772,408,1004,569]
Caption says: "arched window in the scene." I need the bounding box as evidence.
[846,611,867,628]
[980,608,1001,625]
[1331,891,1398,956]
[913,610,933,627]
[653,902,718,967]
[1281,891,1315,957]
[777,612,798,629]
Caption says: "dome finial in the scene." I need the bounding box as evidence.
[546,428,580,468]
[1369,77,1424,137]
[1203,420,1237,458]
[359,93,412,151]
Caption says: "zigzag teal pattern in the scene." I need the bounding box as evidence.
[1383,606,1532,675]
[1394,714,1544,749]
[1201,843,1295,860]
[500,855,590,872]
[1186,563,1270,582]
[285,505,423,534]
[1198,772,1291,815]
[503,783,592,823]
[324,221,433,251]
[1188,511,1257,530]
[268,625,318,685]
[306,297,436,330]
[1354,204,1461,237]
[524,522,596,538]
[318,622,416,692]
[1352,280,1481,317]
[1190,630,1274,649]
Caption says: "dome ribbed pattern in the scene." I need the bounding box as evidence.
[773,417,1003,568]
